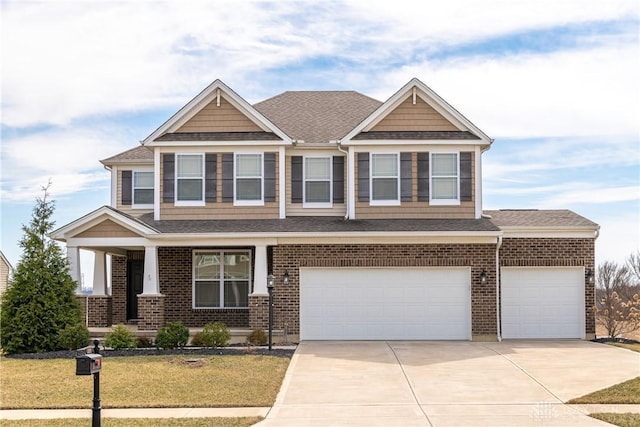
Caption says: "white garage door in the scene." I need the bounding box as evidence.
[501,267,584,339]
[300,267,471,340]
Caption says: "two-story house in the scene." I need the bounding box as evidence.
[51,78,599,341]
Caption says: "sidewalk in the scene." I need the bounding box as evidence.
[0,407,270,420]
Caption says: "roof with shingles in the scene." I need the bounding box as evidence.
[137,214,500,234]
[253,91,382,144]
[484,209,598,228]
[101,145,153,165]
[353,131,480,140]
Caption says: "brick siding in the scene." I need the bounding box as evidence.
[87,296,112,327]
[157,247,249,327]
[272,243,497,337]
[111,255,127,324]
[499,237,596,335]
[138,294,165,330]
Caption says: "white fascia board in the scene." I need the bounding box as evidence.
[499,227,599,239]
[143,80,292,145]
[149,231,500,245]
[50,207,158,241]
[341,78,493,145]
[342,140,487,147]
[65,237,153,247]
[147,140,289,147]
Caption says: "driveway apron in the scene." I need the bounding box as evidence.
[258,340,639,426]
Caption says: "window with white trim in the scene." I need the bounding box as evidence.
[176,154,204,204]
[193,250,251,308]
[370,153,399,204]
[133,171,154,207]
[431,152,459,204]
[304,156,331,206]
[235,153,262,204]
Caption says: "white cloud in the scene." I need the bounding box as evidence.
[595,211,640,265]
[0,127,129,202]
[2,0,637,130]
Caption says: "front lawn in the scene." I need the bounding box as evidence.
[568,377,640,404]
[589,413,640,427]
[0,355,289,409]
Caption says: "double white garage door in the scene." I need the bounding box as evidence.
[300,267,584,340]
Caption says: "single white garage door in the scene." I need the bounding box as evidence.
[300,267,471,340]
[501,267,584,339]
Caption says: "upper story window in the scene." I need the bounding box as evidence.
[370,153,400,205]
[430,152,459,204]
[235,153,263,205]
[176,154,204,205]
[304,157,332,206]
[193,250,251,309]
[133,171,154,207]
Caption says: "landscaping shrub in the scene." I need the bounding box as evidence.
[155,322,189,349]
[105,324,137,349]
[200,322,231,348]
[247,328,268,346]
[58,323,91,350]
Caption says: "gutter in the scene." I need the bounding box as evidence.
[496,234,503,342]
[336,140,349,220]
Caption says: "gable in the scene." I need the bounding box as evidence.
[370,95,459,132]
[76,219,141,238]
[176,96,263,133]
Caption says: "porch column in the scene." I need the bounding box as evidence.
[142,245,159,295]
[67,245,82,293]
[92,250,107,296]
[252,244,268,295]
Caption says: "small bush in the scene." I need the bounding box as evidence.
[136,336,153,348]
[105,324,137,350]
[247,329,268,346]
[59,323,91,350]
[200,322,231,348]
[190,331,205,347]
[155,322,189,349]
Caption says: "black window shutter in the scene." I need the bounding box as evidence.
[400,153,412,202]
[121,170,132,205]
[162,154,175,203]
[291,156,303,204]
[264,153,276,202]
[417,152,429,202]
[205,153,217,202]
[357,152,369,202]
[222,153,234,202]
[460,152,472,202]
[333,156,344,204]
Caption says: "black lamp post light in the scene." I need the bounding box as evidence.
[267,274,275,351]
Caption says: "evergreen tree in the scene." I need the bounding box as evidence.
[1,184,83,354]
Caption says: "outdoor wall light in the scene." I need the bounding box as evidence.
[480,270,488,284]
[283,271,289,285]
[586,269,594,284]
[267,274,275,289]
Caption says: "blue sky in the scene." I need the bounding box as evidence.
[1,0,638,274]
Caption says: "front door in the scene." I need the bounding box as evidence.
[127,260,144,321]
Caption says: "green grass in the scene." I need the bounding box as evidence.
[0,418,262,427]
[0,355,289,409]
[589,413,640,427]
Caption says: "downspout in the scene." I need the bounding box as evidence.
[496,234,503,342]
[336,141,349,220]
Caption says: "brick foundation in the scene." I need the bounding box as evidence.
[111,255,127,324]
[87,295,112,327]
[249,294,270,330]
[138,294,166,330]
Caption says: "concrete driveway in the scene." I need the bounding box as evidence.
[258,341,640,426]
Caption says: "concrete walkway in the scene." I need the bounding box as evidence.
[257,341,640,426]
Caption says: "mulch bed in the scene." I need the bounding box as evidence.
[5,345,296,360]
